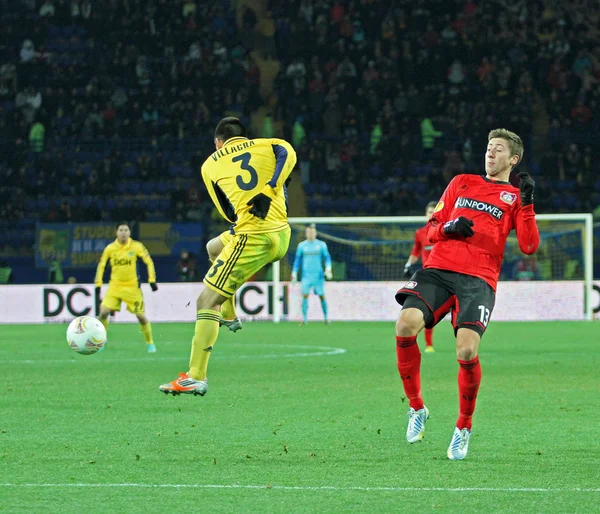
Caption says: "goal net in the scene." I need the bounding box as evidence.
[266,214,593,323]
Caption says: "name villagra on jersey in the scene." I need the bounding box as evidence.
[211,140,256,161]
[454,197,505,220]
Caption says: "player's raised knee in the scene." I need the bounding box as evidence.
[197,286,227,311]
[396,308,425,336]
[206,237,223,262]
[455,328,480,360]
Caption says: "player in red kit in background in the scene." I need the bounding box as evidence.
[395,128,539,460]
[404,201,438,353]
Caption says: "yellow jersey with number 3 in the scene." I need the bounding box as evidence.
[201,136,297,234]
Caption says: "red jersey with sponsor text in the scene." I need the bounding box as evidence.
[424,174,539,291]
[410,226,433,265]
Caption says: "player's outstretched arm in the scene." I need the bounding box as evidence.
[94,246,110,291]
[138,243,158,290]
[426,177,467,243]
[404,255,419,278]
[202,164,236,224]
[266,139,297,194]
[248,139,297,219]
[514,172,540,254]
[443,217,474,238]
[405,231,422,277]
[291,244,303,282]
[322,242,333,280]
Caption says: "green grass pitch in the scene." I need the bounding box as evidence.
[1,321,598,513]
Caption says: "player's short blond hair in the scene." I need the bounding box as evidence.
[488,128,524,167]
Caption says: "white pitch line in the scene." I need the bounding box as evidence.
[0,345,346,365]
[0,483,598,493]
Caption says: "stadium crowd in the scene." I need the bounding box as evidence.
[1,0,599,255]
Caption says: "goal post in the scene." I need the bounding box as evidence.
[270,213,594,322]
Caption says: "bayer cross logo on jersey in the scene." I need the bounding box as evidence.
[499,191,517,205]
[454,197,504,220]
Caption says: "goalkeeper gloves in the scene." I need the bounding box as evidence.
[517,171,535,206]
[247,193,272,219]
[403,263,413,279]
[290,272,297,283]
[150,282,158,292]
[443,217,474,238]
[325,268,333,280]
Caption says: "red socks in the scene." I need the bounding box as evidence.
[456,356,482,431]
[396,336,423,410]
[424,328,433,347]
[396,332,482,430]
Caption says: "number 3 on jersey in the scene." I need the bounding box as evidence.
[233,153,258,191]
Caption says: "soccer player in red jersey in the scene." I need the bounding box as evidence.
[403,201,438,352]
[395,128,539,460]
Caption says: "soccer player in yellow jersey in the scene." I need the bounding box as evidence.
[159,117,296,396]
[95,222,159,353]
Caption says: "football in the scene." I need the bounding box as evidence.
[66,316,107,355]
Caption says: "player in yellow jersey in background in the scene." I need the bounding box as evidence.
[160,117,296,396]
[95,222,159,353]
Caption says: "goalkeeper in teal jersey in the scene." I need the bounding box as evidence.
[291,224,333,324]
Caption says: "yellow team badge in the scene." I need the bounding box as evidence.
[434,201,444,213]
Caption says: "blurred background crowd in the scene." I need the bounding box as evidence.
[0,0,598,281]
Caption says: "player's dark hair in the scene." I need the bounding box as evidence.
[488,128,524,168]
[426,201,437,211]
[214,117,247,142]
[115,221,130,230]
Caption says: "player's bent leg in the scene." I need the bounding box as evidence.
[318,289,329,324]
[396,307,426,337]
[206,235,226,262]
[208,232,241,332]
[300,293,309,325]
[98,305,111,323]
[122,288,154,352]
[447,427,472,461]
[448,327,482,460]
[220,313,242,333]
[456,327,480,361]
[96,306,112,352]
[395,307,429,442]
[219,292,241,333]
[137,313,156,353]
[424,328,435,352]
[190,286,227,379]
[159,287,227,396]
[395,270,455,443]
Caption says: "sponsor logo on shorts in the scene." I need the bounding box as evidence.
[404,281,417,289]
[455,197,504,220]
[500,191,517,205]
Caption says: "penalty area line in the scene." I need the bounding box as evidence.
[0,484,598,493]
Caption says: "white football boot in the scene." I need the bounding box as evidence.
[406,406,430,443]
[447,427,471,460]
[219,316,242,333]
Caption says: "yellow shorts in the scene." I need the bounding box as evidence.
[101,284,145,314]
[204,227,291,298]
